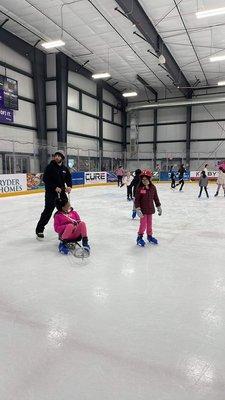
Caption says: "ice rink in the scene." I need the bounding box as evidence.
[1,182,225,400]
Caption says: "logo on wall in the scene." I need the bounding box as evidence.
[0,174,27,194]
[85,172,107,184]
[0,108,13,123]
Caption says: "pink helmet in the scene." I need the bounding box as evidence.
[140,169,153,178]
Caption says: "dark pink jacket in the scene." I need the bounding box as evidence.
[135,183,161,214]
[54,209,80,236]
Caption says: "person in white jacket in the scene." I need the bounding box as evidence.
[123,171,134,200]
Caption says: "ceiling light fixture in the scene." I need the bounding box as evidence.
[122,91,138,97]
[218,81,225,86]
[210,54,225,62]
[196,7,225,19]
[41,40,65,49]
[92,72,111,79]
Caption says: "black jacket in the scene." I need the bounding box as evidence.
[43,160,72,192]
[178,166,186,180]
[129,174,141,197]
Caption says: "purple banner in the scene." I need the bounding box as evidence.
[0,89,4,108]
[0,108,13,123]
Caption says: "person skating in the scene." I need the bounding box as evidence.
[115,165,125,187]
[214,163,225,197]
[175,164,186,191]
[169,165,176,189]
[35,151,72,239]
[54,197,90,255]
[198,171,209,198]
[135,169,162,247]
[123,171,133,200]
[129,168,141,218]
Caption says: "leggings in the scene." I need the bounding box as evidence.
[61,221,87,241]
[117,176,123,187]
[176,179,184,190]
[216,184,225,193]
[199,187,209,197]
[127,186,133,199]
[138,214,153,236]
[171,179,176,188]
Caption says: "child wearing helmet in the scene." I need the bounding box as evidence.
[54,197,90,254]
[134,169,162,247]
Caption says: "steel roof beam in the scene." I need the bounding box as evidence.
[137,75,158,100]
[115,0,192,98]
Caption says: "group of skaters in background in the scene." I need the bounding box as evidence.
[116,161,225,247]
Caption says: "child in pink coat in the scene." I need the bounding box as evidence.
[54,197,90,254]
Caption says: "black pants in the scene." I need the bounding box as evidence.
[36,191,67,234]
[171,179,176,188]
[199,187,209,198]
[127,186,133,199]
[176,179,184,191]
[117,176,123,187]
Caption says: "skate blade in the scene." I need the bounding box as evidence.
[36,236,44,241]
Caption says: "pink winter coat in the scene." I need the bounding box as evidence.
[54,209,80,237]
[115,167,124,176]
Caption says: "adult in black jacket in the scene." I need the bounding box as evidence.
[129,169,141,219]
[36,151,72,238]
[175,164,186,191]
[129,169,142,198]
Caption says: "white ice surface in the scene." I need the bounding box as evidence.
[0,183,225,400]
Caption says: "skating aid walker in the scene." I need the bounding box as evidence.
[58,238,90,259]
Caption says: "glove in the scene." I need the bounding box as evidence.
[66,187,72,194]
[136,208,144,218]
[157,206,162,216]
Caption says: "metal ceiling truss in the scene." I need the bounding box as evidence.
[115,0,192,98]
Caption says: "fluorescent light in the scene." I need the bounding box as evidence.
[92,72,111,79]
[122,91,138,97]
[210,54,225,62]
[41,40,65,49]
[196,7,225,19]
[218,81,225,86]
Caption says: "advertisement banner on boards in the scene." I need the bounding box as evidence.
[190,171,218,180]
[107,172,117,182]
[72,172,84,185]
[0,174,27,194]
[160,171,190,181]
[27,173,44,190]
[85,171,107,184]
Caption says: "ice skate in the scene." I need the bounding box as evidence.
[147,235,158,245]
[58,241,69,254]
[137,235,145,247]
[132,210,136,219]
[36,232,44,240]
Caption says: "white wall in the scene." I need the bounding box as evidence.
[127,101,225,169]
[158,125,186,141]
[46,54,56,78]
[67,67,123,162]
[103,122,122,142]
[68,71,96,96]
[68,110,98,136]
[0,42,37,170]
[46,81,56,103]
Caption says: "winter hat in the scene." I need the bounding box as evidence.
[55,196,69,211]
[135,169,142,176]
[54,150,65,159]
[140,169,153,178]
